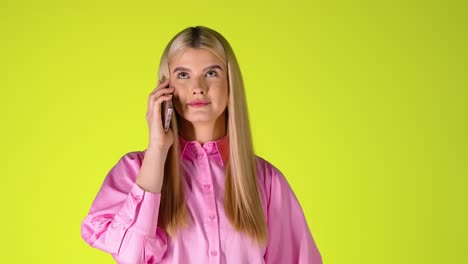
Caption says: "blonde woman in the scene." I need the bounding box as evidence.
[81,26,322,264]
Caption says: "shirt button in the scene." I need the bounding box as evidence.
[209,215,216,220]
[210,250,218,256]
[135,195,141,201]
[203,184,211,191]
[197,153,204,159]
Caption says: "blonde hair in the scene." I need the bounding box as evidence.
[156,26,268,246]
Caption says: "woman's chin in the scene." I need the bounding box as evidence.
[188,118,216,125]
[179,115,215,125]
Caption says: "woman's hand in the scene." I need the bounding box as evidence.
[146,78,175,151]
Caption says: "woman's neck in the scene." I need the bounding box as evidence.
[179,112,227,144]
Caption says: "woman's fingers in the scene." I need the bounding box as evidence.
[147,82,174,120]
[147,89,174,120]
[144,78,176,150]
[150,78,171,95]
[147,84,174,131]
[152,94,174,117]
[152,94,174,135]
[147,78,172,110]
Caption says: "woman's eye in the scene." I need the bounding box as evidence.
[206,70,218,77]
[177,72,189,79]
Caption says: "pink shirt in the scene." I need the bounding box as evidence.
[81,135,322,264]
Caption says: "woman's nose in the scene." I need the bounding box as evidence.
[191,77,208,95]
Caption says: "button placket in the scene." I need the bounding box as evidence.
[197,152,205,159]
[197,145,220,262]
[203,184,211,191]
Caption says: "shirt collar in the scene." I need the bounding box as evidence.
[178,134,229,166]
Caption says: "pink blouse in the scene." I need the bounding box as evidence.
[81,135,322,263]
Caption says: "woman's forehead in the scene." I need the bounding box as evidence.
[170,48,226,67]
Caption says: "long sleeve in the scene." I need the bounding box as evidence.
[81,152,168,264]
[263,166,322,264]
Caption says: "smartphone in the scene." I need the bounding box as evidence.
[160,76,174,133]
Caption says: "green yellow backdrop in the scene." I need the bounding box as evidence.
[1,0,467,263]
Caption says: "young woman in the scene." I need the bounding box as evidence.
[81,26,322,264]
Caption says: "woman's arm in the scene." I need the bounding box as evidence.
[81,149,168,264]
[263,165,322,264]
[81,68,175,263]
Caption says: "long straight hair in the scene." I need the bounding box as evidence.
[155,26,268,246]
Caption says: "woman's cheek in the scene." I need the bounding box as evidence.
[173,97,185,115]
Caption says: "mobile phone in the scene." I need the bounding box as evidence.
[160,76,174,133]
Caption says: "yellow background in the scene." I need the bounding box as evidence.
[1,0,467,263]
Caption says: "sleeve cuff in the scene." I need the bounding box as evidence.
[129,183,162,237]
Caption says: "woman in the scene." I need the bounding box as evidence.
[81,26,322,264]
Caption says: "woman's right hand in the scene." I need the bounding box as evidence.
[146,78,175,151]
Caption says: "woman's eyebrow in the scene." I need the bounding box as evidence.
[172,64,223,73]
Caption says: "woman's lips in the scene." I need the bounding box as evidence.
[189,102,210,108]
[188,100,210,108]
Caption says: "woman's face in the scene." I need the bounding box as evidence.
[169,47,229,126]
